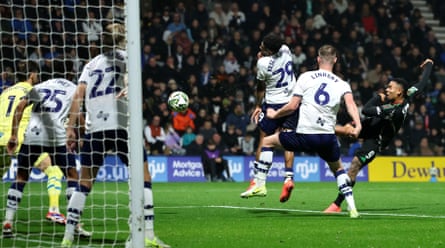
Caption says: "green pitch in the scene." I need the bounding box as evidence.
[1,182,444,247]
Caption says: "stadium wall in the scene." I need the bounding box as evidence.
[2,156,443,182]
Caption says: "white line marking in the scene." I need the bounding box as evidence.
[14,236,119,248]
[158,205,445,219]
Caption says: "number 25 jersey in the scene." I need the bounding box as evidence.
[25,79,77,146]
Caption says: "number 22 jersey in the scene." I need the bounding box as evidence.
[78,49,127,133]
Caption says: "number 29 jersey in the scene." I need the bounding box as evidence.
[293,69,351,134]
[256,45,296,104]
[25,79,77,146]
[79,50,127,133]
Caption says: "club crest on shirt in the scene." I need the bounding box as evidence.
[97,111,110,121]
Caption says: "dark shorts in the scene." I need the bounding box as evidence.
[279,132,340,162]
[81,129,147,167]
[354,138,379,165]
[258,103,299,135]
[17,144,76,170]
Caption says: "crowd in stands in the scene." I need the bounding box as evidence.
[1,0,445,159]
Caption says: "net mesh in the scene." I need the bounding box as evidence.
[1,1,132,247]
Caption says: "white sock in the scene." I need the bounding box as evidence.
[144,184,155,240]
[254,148,273,187]
[5,189,22,222]
[66,187,76,201]
[64,191,86,241]
[285,171,294,182]
[336,171,357,211]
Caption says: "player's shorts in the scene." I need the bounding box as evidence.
[17,144,76,170]
[354,138,379,166]
[258,103,299,135]
[279,132,340,162]
[81,129,147,167]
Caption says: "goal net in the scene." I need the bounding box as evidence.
[0,1,144,247]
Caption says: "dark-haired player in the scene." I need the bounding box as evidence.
[324,58,434,213]
[240,33,298,201]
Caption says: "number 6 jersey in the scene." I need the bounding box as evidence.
[293,69,351,134]
[24,79,77,146]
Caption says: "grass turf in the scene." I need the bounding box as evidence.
[0,181,444,247]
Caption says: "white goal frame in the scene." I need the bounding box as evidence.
[126,0,144,247]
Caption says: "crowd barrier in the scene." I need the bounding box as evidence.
[2,155,443,182]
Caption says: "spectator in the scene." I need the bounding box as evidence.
[198,119,217,142]
[414,136,435,156]
[160,55,181,83]
[190,2,209,29]
[181,126,196,148]
[181,54,200,80]
[365,63,383,87]
[227,2,246,31]
[223,50,240,74]
[163,122,186,155]
[222,124,242,155]
[201,140,229,182]
[144,115,166,155]
[239,132,255,156]
[193,108,208,130]
[201,75,224,109]
[176,30,192,56]
[0,68,13,94]
[333,0,348,14]
[166,13,187,38]
[81,10,102,43]
[225,103,250,135]
[141,43,155,68]
[244,2,262,33]
[105,0,125,24]
[209,2,229,30]
[143,57,162,83]
[185,133,205,156]
[361,2,377,35]
[172,107,196,136]
[11,8,34,41]
[408,120,428,153]
[383,137,407,156]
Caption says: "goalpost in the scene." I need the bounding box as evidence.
[0,1,145,247]
[126,0,145,247]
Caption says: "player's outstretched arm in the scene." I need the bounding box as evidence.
[407,59,434,98]
[266,95,301,119]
